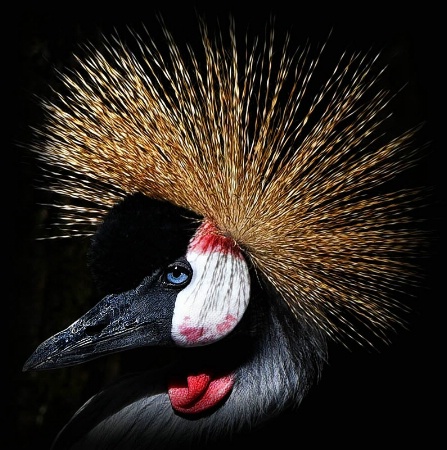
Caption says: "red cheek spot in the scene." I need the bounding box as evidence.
[179,317,205,343]
[216,314,237,334]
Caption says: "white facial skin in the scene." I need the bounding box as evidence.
[171,222,250,347]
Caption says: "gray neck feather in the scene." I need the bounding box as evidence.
[52,289,327,449]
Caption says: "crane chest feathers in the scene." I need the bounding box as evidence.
[23,16,428,450]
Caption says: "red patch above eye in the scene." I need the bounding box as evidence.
[188,221,242,257]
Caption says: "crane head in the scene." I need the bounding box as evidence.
[24,193,253,416]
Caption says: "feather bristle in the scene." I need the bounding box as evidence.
[32,18,426,345]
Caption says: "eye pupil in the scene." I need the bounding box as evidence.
[165,264,191,286]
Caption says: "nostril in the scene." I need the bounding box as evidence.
[85,320,109,336]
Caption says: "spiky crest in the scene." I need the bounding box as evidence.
[32,17,426,346]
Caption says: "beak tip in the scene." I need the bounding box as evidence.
[22,353,41,372]
[22,351,33,371]
[23,342,60,372]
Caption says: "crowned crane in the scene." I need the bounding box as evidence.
[23,17,426,450]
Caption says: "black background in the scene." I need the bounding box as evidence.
[9,2,443,448]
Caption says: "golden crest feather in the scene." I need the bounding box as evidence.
[33,18,426,346]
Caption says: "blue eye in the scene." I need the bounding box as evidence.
[164,263,192,286]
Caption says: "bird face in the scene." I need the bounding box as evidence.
[24,193,251,415]
[171,220,250,347]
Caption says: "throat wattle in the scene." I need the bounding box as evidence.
[168,371,234,414]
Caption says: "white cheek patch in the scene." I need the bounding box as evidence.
[171,222,250,347]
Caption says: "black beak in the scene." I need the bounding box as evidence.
[23,273,178,371]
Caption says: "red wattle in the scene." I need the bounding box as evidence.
[168,372,234,414]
